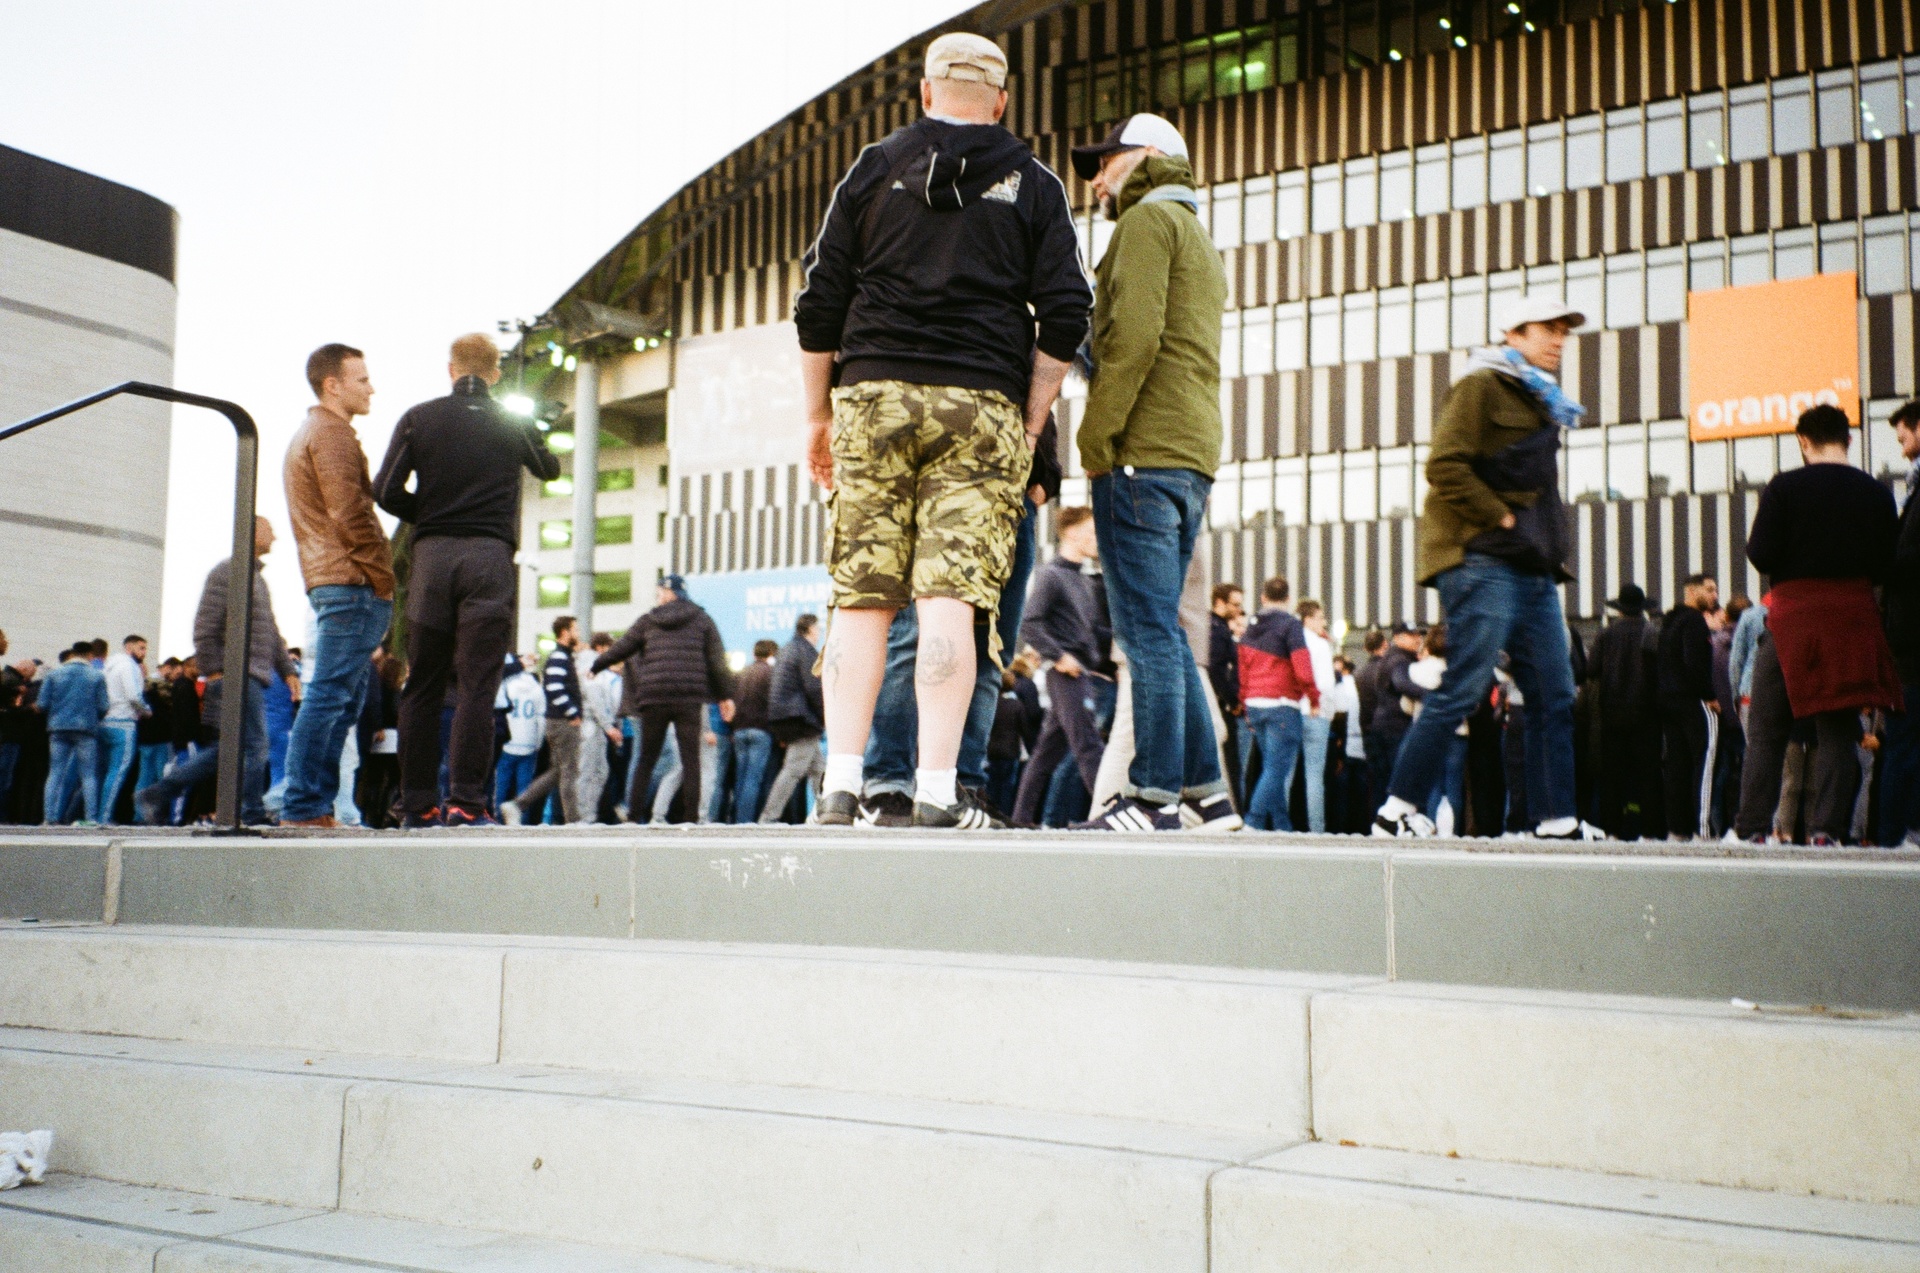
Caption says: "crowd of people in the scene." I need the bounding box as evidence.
[2,34,1914,845]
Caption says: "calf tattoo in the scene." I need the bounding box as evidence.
[918,635,960,687]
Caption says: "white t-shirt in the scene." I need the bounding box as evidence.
[103,652,145,721]
[495,672,547,756]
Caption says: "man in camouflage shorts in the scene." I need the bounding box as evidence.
[792,33,1089,829]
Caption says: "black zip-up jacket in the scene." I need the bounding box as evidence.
[767,636,824,736]
[794,117,1091,406]
[1019,555,1103,667]
[1589,614,1656,727]
[1207,613,1240,713]
[1367,646,1420,738]
[594,599,734,714]
[374,376,560,545]
[1656,605,1714,703]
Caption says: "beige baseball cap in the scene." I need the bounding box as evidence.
[924,33,1007,88]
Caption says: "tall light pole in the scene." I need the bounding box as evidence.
[570,358,600,635]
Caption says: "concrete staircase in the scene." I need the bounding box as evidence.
[0,923,1915,1271]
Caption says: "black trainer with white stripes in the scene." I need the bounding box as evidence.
[912,788,1006,830]
[1071,796,1183,832]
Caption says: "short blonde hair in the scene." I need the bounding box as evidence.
[450,332,501,378]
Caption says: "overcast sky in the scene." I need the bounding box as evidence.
[2,0,959,654]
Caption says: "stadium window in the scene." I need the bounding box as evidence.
[1773,227,1815,280]
[542,476,573,498]
[1777,432,1805,474]
[1605,254,1644,330]
[1153,47,1181,109]
[1566,429,1606,504]
[1414,143,1450,215]
[1378,287,1413,359]
[1487,270,1524,343]
[656,511,667,543]
[1308,296,1342,366]
[1451,136,1487,209]
[1276,170,1308,239]
[1240,463,1274,523]
[597,467,635,493]
[1772,76,1814,155]
[1733,435,1775,491]
[1274,458,1306,525]
[1274,21,1301,84]
[1243,306,1276,377]
[1566,116,1603,189]
[1181,37,1212,104]
[1645,247,1686,323]
[1413,281,1450,354]
[539,520,571,549]
[1646,100,1685,176]
[1692,439,1730,494]
[1868,401,1910,483]
[1343,452,1378,523]
[1449,277,1487,349]
[593,572,632,606]
[1308,454,1342,523]
[1379,151,1414,220]
[596,514,633,546]
[1275,302,1307,371]
[1565,259,1602,332]
[658,464,670,487]
[1605,108,1644,184]
[1413,443,1432,503]
[1527,122,1564,196]
[1817,68,1858,147]
[1343,292,1378,364]
[1212,182,1243,249]
[1093,58,1122,123]
[1378,447,1414,520]
[1607,425,1648,501]
[537,575,570,608]
[1729,234,1770,287]
[1310,163,1343,233]
[1243,176,1275,243]
[1212,30,1244,97]
[1221,311,1244,379]
[1123,53,1151,115]
[1905,56,1920,132]
[1243,26,1278,92]
[1648,422,1691,498]
[1488,129,1525,203]
[1728,84,1770,162]
[1063,67,1089,129]
[1689,240,1727,293]
[1344,156,1378,228]
[1858,61,1902,141]
[1864,214,1908,294]
[1819,222,1858,278]
[1689,92,1728,167]
[1526,262,1565,297]
[1209,467,1242,530]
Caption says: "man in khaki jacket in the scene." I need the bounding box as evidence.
[281,343,395,828]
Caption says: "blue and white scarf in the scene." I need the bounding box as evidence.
[1465,346,1587,430]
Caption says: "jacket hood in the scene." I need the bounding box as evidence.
[894,118,1033,210]
[648,598,705,629]
[1115,154,1198,217]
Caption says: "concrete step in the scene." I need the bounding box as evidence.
[0,1173,770,1272]
[1311,982,1920,1205]
[0,1026,1276,1271]
[1211,1143,1920,1272]
[0,925,1332,1137]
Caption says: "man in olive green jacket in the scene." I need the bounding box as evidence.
[1372,294,1603,843]
[1066,114,1240,834]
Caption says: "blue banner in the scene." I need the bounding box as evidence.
[682,567,832,664]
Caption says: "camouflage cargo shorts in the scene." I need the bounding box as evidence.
[826,379,1028,616]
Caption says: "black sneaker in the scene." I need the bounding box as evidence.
[912,788,1006,830]
[1072,796,1182,832]
[857,791,915,828]
[1180,793,1244,834]
[811,790,860,826]
[441,805,498,829]
[401,806,443,829]
[1370,807,1436,838]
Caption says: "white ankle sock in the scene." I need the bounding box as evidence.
[915,768,958,808]
[824,753,864,797]
[1536,816,1577,836]
[1380,795,1418,820]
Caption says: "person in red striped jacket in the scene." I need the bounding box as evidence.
[1236,576,1320,832]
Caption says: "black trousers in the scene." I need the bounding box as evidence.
[399,537,514,814]
[1011,668,1106,826]
[628,702,704,824]
[1736,633,1860,840]
[1660,698,1719,840]
[1595,721,1665,840]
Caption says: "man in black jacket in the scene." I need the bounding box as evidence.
[1656,574,1720,841]
[375,334,560,827]
[1361,624,1422,812]
[592,576,734,825]
[1010,508,1106,826]
[503,616,584,826]
[1587,584,1662,839]
[1881,402,1920,847]
[1208,584,1246,805]
[758,615,825,824]
[794,32,1091,831]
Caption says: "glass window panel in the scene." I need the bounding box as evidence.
[1605,108,1644,183]
[1244,28,1277,92]
[1864,215,1907,294]
[1648,422,1690,497]
[1311,163,1343,233]
[1309,297,1342,366]
[1212,183,1243,249]
[1646,100,1685,176]
[1415,143,1451,215]
[1379,287,1413,359]
[1689,93,1728,168]
[1243,307,1276,376]
[1689,240,1726,292]
[1221,311,1243,379]
[539,519,571,549]
[1275,302,1307,371]
[1240,461,1274,520]
[1526,262,1564,294]
[537,575,570,607]
[1153,47,1181,109]
[1911,214,1920,293]
[1378,447,1415,519]
[1567,429,1606,503]
[1646,247,1686,323]
[596,514,633,546]
[1692,440,1729,493]
[1450,278,1487,349]
[1344,452,1379,523]
[1729,84,1770,161]
[1527,122,1565,196]
[1489,129,1526,202]
[1343,293,1377,364]
[1181,38,1212,103]
[1733,435,1775,490]
[1772,76,1814,155]
[1380,151,1414,220]
[1858,62,1902,142]
[1064,67,1089,129]
[597,467,635,493]
[1567,116,1604,189]
[1210,469,1241,529]
[1277,170,1307,238]
[1817,71,1857,148]
[1192,187,1211,236]
[1487,270,1524,342]
[1414,443,1431,510]
[1565,259,1602,333]
[1275,457,1306,525]
[1309,454,1342,523]
[1452,136,1487,209]
[1093,58,1122,123]
[1773,227,1815,280]
[1243,176,1275,243]
[1344,157,1378,228]
[593,571,632,606]
[1820,222,1857,278]
[1413,281,1450,353]
[1867,401,1909,483]
[1608,425,1648,500]
[1605,254,1645,329]
[1729,234,1771,287]
[1777,433,1805,473]
[1212,31,1244,98]
[542,476,574,497]
[1275,25,1300,84]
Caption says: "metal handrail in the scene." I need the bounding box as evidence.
[3,382,259,832]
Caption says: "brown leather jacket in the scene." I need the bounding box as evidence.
[284,406,396,599]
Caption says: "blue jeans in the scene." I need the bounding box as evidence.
[45,730,101,824]
[97,719,139,824]
[1424,732,1470,828]
[141,678,272,824]
[865,498,1037,796]
[1091,469,1225,805]
[1879,684,1920,844]
[495,751,538,808]
[283,584,392,821]
[0,741,18,819]
[136,742,173,793]
[731,728,774,823]
[1388,553,1577,823]
[1245,704,1305,830]
[1301,714,1331,833]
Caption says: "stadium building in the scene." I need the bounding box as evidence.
[519,0,1920,658]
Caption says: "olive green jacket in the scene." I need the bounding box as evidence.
[1417,368,1556,584]
[1077,155,1227,478]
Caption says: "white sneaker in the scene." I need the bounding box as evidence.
[1371,808,1436,838]
[501,801,523,827]
[1534,820,1607,842]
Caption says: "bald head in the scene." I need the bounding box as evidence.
[922,76,1006,124]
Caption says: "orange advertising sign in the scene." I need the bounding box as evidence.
[1687,272,1859,442]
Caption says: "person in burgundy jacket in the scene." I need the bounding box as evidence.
[1236,575,1320,831]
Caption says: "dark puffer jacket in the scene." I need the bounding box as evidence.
[593,599,735,714]
[767,635,823,738]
